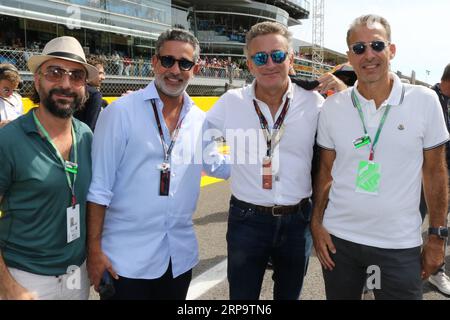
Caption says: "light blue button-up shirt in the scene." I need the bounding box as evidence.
[87,81,229,279]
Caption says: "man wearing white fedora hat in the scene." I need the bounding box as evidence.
[0,36,98,299]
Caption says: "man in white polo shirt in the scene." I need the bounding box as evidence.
[207,21,323,300]
[312,14,449,300]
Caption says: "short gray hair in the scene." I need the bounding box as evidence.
[244,21,292,57]
[346,14,391,46]
[155,28,200,61]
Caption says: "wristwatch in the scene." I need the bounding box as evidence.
[428,227,449,239]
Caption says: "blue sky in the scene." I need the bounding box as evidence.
[289,0,449,84]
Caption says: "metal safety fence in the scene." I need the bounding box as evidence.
[1,47,254,97]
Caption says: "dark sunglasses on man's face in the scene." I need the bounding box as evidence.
[350,40,389,55]
[250,50,288,66]
[158,55,195,71]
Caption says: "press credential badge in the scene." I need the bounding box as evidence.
[67,204,80,243]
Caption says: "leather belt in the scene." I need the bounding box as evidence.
[230,195,309,216]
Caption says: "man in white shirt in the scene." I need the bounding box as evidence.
[207,21,324,300]
[87,29,229,300]
[312,14,449,300]
[0,64,23,128]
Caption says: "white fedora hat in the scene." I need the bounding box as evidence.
[28,36,98,82]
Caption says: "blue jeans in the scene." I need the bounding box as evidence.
[226,196,312,300]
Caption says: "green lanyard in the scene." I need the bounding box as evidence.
[351,89,391,161]
[33,110,78,207]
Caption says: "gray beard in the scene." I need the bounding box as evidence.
[154,77,188,97]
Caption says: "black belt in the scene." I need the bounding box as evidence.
[230,195,309,216]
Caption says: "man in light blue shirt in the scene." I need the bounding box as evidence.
[86,29,229,300]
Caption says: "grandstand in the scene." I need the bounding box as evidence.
[0,0,346,96]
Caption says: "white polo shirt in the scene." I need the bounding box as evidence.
[207,79,324,206]
[317,73,449,249]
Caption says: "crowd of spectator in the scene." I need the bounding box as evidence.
[1,37,343,83]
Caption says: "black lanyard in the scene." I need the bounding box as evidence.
[0,96,16,108]
[150,99,185,163]
[253,97,290,157]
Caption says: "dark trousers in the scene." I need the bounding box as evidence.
[323,235,422,300]
[104,260,192,300]
[226,196,312,300]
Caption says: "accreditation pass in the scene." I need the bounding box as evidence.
[67,204,80,243]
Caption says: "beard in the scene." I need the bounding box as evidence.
[154,73,189,98]
[41,87,86,119]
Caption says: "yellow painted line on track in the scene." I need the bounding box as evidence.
[23,96,220,113]
[191,97,219,112]
[23,98,36,113]
[201,176,224,187]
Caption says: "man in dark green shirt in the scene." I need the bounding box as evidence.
[0,36,98,300]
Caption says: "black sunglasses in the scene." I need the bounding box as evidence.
[157,55,195,71]
[350,41,389,55]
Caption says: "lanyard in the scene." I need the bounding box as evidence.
[32,110,78,207]
[150,99,185,163]
[253,97,290,157]
[351,90,391,161]
[0,96,16,108]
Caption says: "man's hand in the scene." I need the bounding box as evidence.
[87,249,118,292]
[311,221,336,270]
[1,282,37,300]
[317,73,347,95]
[421,236,445,279]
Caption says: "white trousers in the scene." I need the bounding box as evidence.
[8,261,90,300]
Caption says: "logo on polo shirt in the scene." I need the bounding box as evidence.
[398,124,405,130]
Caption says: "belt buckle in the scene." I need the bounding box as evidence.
[271,205,284,216]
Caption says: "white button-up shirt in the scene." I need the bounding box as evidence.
[87,81,229,279]
[207,80,323,206]
[0,92,23,121]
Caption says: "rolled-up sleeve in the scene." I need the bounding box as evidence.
[87,101,128,206]
[201,120,230,179]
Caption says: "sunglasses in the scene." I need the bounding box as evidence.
[250,50,288,66]
[41,66,87,87]
[158,55,195,71]
[350,41,389,55]
[2,87,17,94]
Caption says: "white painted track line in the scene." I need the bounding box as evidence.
[187,259,228,300]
